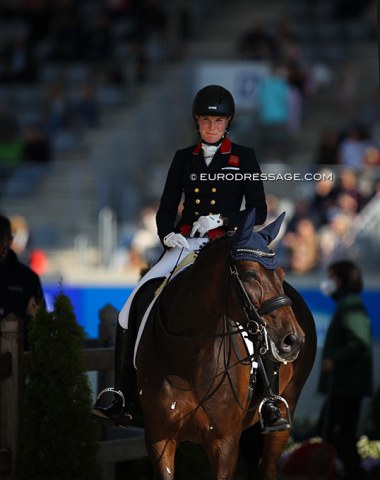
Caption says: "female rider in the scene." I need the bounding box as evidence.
[92,85,287,430]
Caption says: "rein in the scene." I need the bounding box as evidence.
[153,272,257,395]
[152,247,292,406]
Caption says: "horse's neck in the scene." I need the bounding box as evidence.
[190,241,229,309]
[163,239,229,335]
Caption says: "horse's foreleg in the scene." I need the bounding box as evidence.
[258,430,290,480]
[205,437,240,480]
[145,435,177,480]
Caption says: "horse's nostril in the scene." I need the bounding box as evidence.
[282,333,298,350]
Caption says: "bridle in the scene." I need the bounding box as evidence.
[229,253,292,353]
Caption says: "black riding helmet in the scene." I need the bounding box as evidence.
[192,85,235,129]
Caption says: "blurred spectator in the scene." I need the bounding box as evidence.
[334,62,360,114]
[238,19,278,60]
[141,0,168,42]
[282,218,319,274]
[355,90,380,130]
[265,193,283,223]
[84,10,112,62]
[338,126,369,169]
[363,144,380,166]
[275,16,296,51]
[176,0,193,42]
[0,32,37,83]
[349,179,380,271]
[285,59,307,97]
[317,259,373,480]
[22,123,52,163]
[128,203,163,270]
[335,168,366,212]
[9,214,30,262]
[102,63,126,87]
[319,211,354,269]
[335,192,359,219]
[286,82,303,138]
[130,0,169,80]
[256,62,291,155]
[75,83,100,129]
[44,79,73,136]
[48,0,83,62]
[315,128,340,165]
[23,0,53,45]
[0,214,45,350]
[286,198,312,232]
[309,169,339,227]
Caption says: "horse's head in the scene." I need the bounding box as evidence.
[229,209,305,363]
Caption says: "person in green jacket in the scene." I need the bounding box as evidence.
[318,260,373,479]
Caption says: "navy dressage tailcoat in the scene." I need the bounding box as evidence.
[156,137,267,241]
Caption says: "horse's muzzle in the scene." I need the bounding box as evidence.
[270,331,305,363]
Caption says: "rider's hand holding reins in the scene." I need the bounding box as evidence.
[163,232,189,249]
[190,214,223,237]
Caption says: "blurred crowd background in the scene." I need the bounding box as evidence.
[0,0,379,282]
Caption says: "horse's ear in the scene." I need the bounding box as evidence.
[230,208,256,245]
[258,212,286,245]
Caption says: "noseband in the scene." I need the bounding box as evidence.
[229,257,292,353]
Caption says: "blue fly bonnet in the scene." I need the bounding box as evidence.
[231,209,285,269]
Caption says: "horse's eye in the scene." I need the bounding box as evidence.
[243,270,258,281]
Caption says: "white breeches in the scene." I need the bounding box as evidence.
[118,237,208,329]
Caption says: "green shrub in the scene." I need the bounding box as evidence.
[18,292,101,480]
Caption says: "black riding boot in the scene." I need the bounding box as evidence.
[92,323,135,428]
[259,359,291,434]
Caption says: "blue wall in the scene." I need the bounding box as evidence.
[44,285,134,337]
[43,284,380,342]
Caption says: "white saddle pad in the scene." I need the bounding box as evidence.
[133,259,194,367]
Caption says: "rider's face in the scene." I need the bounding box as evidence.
[196,116,230,144]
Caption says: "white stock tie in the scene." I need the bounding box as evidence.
[201,143,219,166]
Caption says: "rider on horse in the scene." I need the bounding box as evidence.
[92,85,289,432]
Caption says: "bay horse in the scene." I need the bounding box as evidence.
[134,209,317,480]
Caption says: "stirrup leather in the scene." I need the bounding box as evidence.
[258,394,291,433]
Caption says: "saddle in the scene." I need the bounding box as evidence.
[129,252,198,347]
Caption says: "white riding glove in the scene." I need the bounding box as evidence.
[190,214,223,237]
[163,232,189,249]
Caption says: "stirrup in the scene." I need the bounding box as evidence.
[94,387,126,408]
[92,387,132,428]
[258,394,291,434]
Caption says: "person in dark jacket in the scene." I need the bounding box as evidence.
[0,215,44,350]
[318,260,373,479]
[92,85,273,428]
